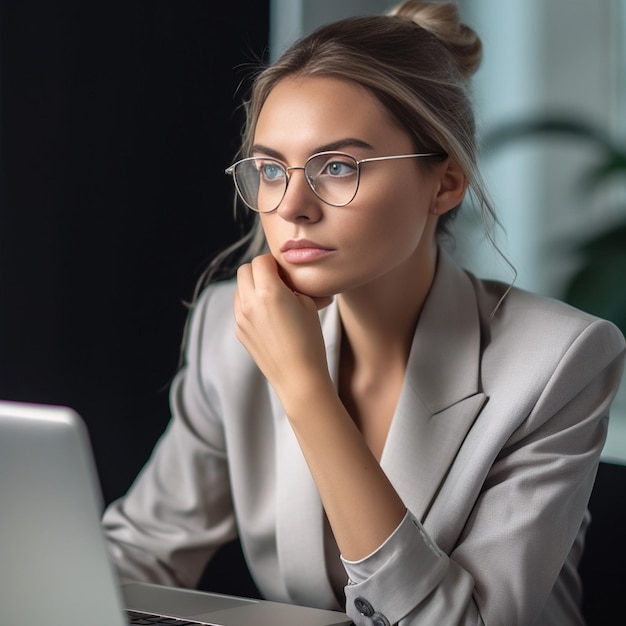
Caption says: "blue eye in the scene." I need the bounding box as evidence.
[259,162,285,182]
[325,160,354,177]
[309,154,357,178]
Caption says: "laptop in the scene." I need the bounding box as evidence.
[0,399,352,626]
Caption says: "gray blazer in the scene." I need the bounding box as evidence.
[103,251,626,625]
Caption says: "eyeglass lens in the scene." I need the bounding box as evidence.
[232,153,360,213]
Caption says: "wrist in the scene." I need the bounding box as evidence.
[277,372,338,422]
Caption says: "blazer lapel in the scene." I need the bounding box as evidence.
[381,252,488,522]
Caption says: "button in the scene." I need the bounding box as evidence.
[354,596,374,617]
[372,612,391,626]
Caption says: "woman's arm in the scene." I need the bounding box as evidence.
[234,254,406,561]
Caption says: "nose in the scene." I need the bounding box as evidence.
[275,166,323,222]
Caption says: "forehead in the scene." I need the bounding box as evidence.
[254,76,410,156]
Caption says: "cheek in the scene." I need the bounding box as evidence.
[258,215,280,254]
[354,185,430,257]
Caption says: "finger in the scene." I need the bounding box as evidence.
[249,254,285,292]
[234,263,255,322]
[236,262,255,291]
[236,261,261,305]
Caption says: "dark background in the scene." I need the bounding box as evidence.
[0,1,270,506]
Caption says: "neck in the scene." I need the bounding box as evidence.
[337,245,438,373]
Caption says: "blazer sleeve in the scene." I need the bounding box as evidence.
[341,317,625,626]
[102,285,238,589]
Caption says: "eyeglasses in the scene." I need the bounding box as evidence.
[225,150,446,213]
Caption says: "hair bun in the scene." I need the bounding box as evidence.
[388,0,482,79]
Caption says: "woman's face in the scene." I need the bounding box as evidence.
[253,75,447,299]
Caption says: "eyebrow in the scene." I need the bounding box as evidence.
[250,138,374,160]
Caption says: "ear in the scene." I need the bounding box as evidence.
[431,158,468,216]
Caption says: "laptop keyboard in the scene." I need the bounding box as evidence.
[127,610,214,625]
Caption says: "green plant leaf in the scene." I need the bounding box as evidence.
[578,223,626,254]
[564,250,626,336]
[584,152,626,188]
[482,117,616,153]
[481,114,626,334]
[482,116,626,194]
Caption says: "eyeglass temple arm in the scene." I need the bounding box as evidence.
[358,152,446,165]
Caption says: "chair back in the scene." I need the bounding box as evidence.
[579,460,626,624]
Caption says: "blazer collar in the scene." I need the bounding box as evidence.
[402,249,483,414]
[273,250,487,605]
[378,251,487,520]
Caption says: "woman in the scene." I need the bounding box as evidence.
[103,2,626,624]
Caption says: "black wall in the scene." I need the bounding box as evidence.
[0,2,270,505]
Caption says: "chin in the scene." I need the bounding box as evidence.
[278,265,338,299]
[290,280,337,300]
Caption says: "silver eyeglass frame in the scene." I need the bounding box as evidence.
[225,150,447,213]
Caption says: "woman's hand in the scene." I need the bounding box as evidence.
[234,254,333,404]
[236,254,406,560]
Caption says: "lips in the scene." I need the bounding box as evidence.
[280,239,334,263]
[280,239,331,252]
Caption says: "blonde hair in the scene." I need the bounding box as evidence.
[196,0,498,293]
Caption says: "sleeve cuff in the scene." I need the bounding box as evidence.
[341,510,448,623]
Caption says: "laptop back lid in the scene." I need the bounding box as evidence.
[0,400,127,626]
[0,400,353,626]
